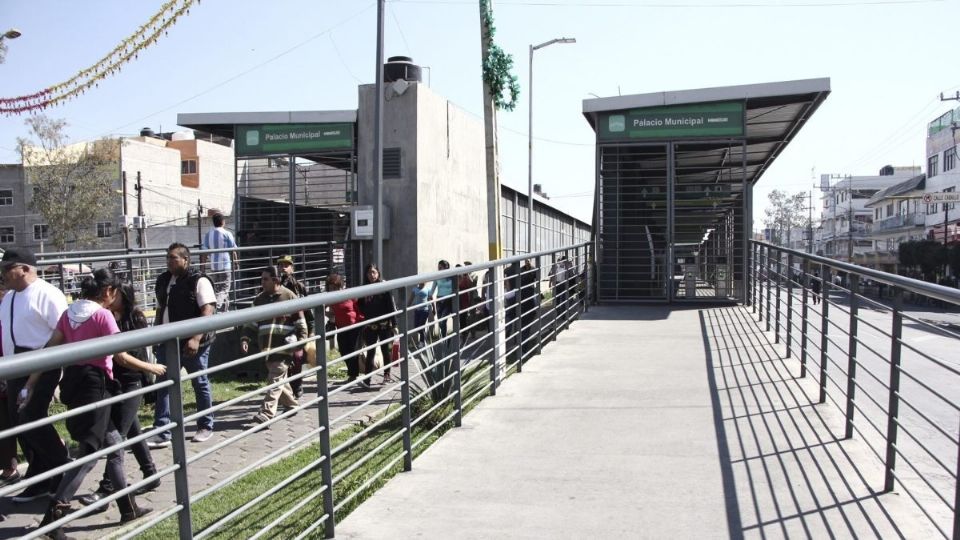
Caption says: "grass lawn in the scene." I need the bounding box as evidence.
[136,361,494,539]
[44,349,347,453]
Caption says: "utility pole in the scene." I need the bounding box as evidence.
[847,174,854,262]
[121,171,130,252]
[805,190,814,254]
[197,199,204,247]
[944,199,950,247]
[372,0,385,268]
[479,0,501,261]
[135,172,145,249]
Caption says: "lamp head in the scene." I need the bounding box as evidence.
[3,29,21,40]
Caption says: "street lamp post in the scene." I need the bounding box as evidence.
[528,37,575,255]
[0,28,22,63]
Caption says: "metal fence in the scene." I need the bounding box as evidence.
[0,242,591,539]
[750,240,960,539]
[34,241,345,317]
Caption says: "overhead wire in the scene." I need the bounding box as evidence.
[100,2,376,137]
[393,0,944,7]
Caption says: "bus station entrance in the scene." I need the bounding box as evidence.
[583,79,830,304]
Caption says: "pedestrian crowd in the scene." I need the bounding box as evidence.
[0,219,581,538]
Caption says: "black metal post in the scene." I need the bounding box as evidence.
[399,301,412,470]
[819,266,831,404]
[844,274,860,439]
[315,315,336,538]
[765,247,772,332]
[786,253,794,356]
[513,260,523,372]
[800,257,809,378]
[884,287,903,492]
[452,276,463,426]
[775,248,782,343]
[166,340,194,540]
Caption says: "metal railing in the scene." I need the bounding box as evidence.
[750,240,960,539]
[34,241,344,316]
[874,212,926,232]
[0,242,591,539]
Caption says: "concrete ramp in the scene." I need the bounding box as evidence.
[335,305,934,539]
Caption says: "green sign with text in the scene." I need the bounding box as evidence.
[598,101,745,141]
[236,123,354,156]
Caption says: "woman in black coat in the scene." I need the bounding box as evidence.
[357,264,398,386]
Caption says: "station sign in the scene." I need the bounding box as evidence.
[236,123,354,156]
[921,192,960,204]
[598,101,745,141]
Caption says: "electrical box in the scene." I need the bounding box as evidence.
[351,205,391,240]
[124,215,148,228]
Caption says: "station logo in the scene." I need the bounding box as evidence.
[246,130,260,147]
[608,115,625,132]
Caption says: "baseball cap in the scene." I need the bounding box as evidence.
[0,248,38,270]
[277,255,294,266]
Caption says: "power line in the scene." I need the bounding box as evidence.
[100,2,375,137]
[328,34,363,84]
[393,0,943,7]
[388,3,413,55]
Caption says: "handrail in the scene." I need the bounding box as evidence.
[752,240,960,306]
[0,240,591,539]
[34,241,338,266]
[752,241,960,539]
[0,242,589,381]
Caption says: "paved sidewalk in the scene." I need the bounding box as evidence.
[336,305,936,539]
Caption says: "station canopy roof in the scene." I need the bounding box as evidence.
[178,110,358,171]
[582,78,831,186]
[178,110,357,140]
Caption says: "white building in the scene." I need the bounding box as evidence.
[817,166,921,263]
[0,131,235,253]
[863,174,926,272]
[923,106,960,244]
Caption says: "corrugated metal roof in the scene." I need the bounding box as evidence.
[582,78,831,187]
[865,174,926,207]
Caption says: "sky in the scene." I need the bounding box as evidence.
[1,0,958,229]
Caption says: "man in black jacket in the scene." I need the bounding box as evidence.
[147,243,217,447]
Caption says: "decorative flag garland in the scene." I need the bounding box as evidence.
[1,0,198,116]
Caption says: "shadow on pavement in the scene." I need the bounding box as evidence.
[699,304,919,538]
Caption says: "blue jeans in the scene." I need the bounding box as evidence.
[153,343,215,438]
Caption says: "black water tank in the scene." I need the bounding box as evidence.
[140,127,156,138]
[384,56,422,83]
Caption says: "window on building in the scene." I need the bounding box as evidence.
[886,203,894,217]
[181,159,197,175]
[96,221,112,238]
[33,224,49,241]
[0,190,12,206]
[945,146,957,172]
[928,154,939,177]
[946,186,956,210]
[0,226,13,243]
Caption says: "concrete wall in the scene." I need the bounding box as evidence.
[121,136,235,230]
[413,85,488,271]
[357,82,488,280]
[0,164,29,248]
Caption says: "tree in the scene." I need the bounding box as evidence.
[16,115,120,251]
[898,240,919,270]
[916,240,947,281]
[763,189,808,247]
[949,244,960,279]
